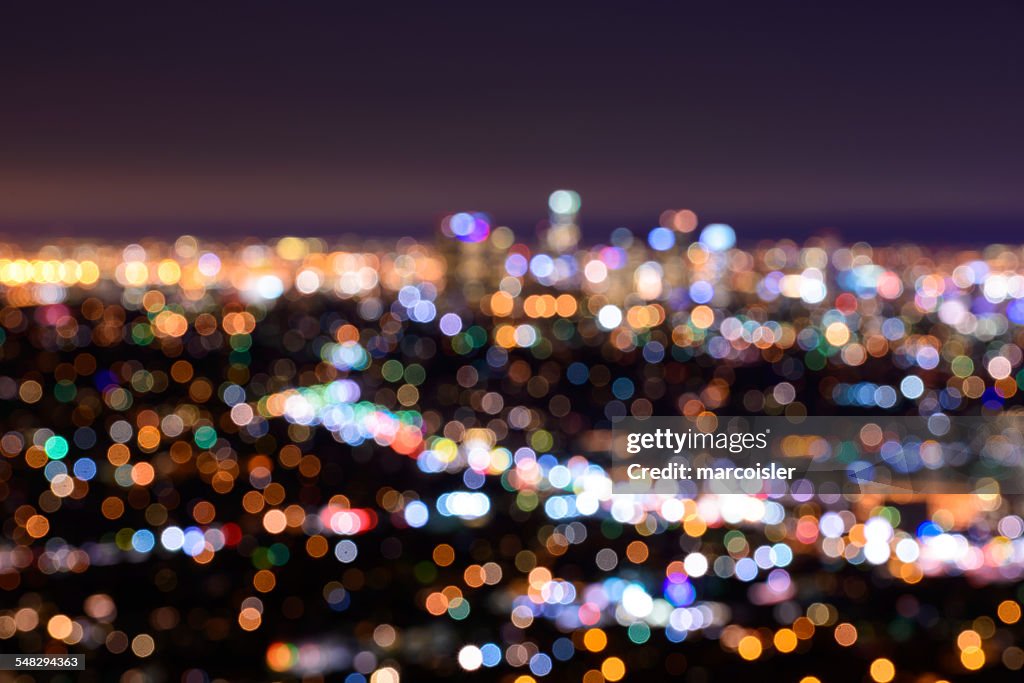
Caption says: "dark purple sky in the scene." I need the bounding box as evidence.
[2,1,1022,240]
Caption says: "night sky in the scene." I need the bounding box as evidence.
[1,1,1022,241]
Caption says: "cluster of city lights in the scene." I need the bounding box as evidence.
[1,196,1024,681]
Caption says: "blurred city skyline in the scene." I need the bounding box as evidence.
[1,1,1022,241]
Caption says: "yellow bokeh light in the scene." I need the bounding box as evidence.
[47,614,73,640]
[869,658,895,683]
[690,305,714,330]
[825,321,850,346]
[961,646,985,671]
[737,635,762,661]
[957,629,981,651]
[583,628,607,652]
[600,657,625,681]
[774,627,798,653]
